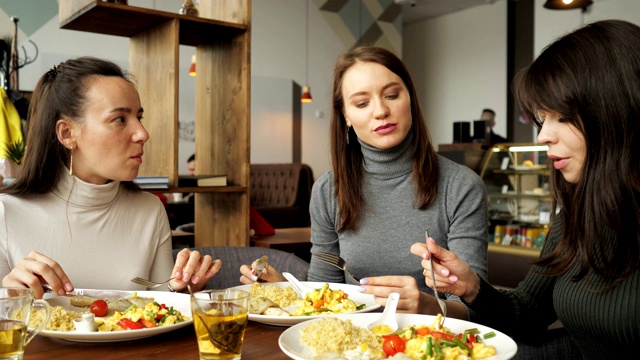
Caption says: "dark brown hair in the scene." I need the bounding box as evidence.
[514,20,640,285]
[2,56,140,196]
[330,46,439,231]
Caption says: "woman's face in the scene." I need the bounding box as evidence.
[536,110,586,183]
[341,61,412,150]
[70,76,148,184]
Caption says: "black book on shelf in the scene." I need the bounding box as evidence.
[178,175,227,187]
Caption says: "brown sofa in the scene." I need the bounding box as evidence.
[250,163,314,228]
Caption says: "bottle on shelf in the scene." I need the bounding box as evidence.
[533,227,549,248]
[493,225,506,244]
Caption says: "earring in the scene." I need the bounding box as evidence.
[69,149,73,176]
[346,126,350,145]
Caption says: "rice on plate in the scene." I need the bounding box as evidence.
[301,317,384,358]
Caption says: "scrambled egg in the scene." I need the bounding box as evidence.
[97,300,189,331]
[291,283,362,316]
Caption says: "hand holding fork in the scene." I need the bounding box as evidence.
[424,230,447,328]
[314,251,360,283]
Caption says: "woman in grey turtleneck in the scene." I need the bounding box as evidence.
[242,46,488,320]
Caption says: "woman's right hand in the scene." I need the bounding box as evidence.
[410,238,480,303]
[1,251,74,299]
[239,260,285,284]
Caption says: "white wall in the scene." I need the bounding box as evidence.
[403,0,640,150]
[535,0,640,55]
[251,0,342,177]
[403,1,508,149]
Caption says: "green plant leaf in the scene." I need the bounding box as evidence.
[4,139,25,165]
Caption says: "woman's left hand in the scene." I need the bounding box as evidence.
[357,276,426,313]
[359,276,468,318]
[169,249,222,293]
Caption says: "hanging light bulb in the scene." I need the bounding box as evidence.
[300,0,312,103]
[543,0,593,10]
[189,54,196,76]
[301,85,312,103]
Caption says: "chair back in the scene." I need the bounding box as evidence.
[172,246,310,289]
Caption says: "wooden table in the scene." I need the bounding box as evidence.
[25,321,290,360]
[251,227,312,262]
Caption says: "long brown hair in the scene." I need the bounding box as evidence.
[330,46,439,231]
[515,20,640,285]
[2,57,140,196]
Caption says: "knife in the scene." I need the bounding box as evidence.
[42,285,133,300]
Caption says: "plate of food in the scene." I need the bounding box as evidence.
[230,282,381,326]
[279,313,517,359]
[30,290,192,342]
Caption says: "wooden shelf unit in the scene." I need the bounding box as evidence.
[487,242,540,257]
[59,0,252,247]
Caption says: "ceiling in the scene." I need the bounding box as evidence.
[396,0,499,24]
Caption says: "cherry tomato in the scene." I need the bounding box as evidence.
[382,334,406,356]
[90,300,108,317]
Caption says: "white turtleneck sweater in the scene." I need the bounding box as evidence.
[308,133,488,316]
[0,171,173,290]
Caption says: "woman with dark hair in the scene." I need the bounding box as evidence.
[241,46,488,318]
[0,57,220,298]
[416,20,640,358]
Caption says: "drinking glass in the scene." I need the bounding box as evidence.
[190,289,249,360]
[0,288,52,360]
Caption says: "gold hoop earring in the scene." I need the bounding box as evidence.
[69,149,73,176]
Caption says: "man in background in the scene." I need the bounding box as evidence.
[187,153,196,176]
[481,108,508,144]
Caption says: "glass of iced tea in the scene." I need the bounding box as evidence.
[191,289,249,360]
[0,288,51,360]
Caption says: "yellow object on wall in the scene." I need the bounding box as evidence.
[0,88,23,158]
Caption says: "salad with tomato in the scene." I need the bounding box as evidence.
[305,315,497,360]
[376,316,497,360]
[91,298,189,332]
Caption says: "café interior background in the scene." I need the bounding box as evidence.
[1,0,639,178]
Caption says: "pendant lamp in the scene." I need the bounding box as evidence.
[301,0,312,103]
[189,54,196,76]
[301,85,312,103]
[543,0,593,10]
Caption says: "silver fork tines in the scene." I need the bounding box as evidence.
[315,251,360,283]
[426,230,447,328]
[130,276,175,289]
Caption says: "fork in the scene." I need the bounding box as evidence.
[426,230,447,328]
[314,251,360,283]
[130,276,176,289]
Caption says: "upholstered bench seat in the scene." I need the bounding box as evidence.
[250,163,314,228]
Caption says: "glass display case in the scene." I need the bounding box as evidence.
[479,143,551,250]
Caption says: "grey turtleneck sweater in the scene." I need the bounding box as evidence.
[307,133,488,314]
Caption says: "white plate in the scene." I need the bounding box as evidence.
[37,291,192,342]
[230,282,381,326]
[279,313,517,360]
